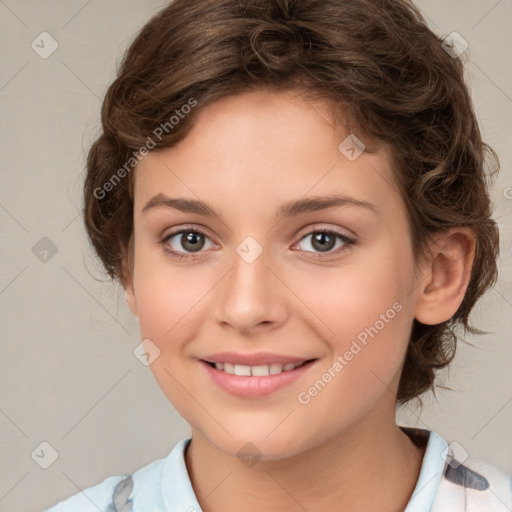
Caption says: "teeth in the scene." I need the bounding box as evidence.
[211,361,306,376]
[234,364,252,376]
[269,363,283,375]
[252,365,270,377]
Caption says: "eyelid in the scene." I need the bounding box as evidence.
[161,223,214,242]
[295,223,355,241]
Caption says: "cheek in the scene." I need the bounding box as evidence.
[132,247,209,343]
[300,244,411,338]
[294,245,414,396]
[132,266,207,412]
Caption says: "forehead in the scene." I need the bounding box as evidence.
[134,89,403,222]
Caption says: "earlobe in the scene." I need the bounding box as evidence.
[125,281,138,317]
[414,228,476,325]
[121,236,137,316]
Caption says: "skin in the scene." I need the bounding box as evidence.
[124,88,475,512]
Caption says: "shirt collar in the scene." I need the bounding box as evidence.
[161,438,202,512]
[402,426,448,512]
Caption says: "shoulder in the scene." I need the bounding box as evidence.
[434,453,512,511]
[400,427,511,512]
[43,438,196,512]
[43,457,167,512]
[43,474,134,512]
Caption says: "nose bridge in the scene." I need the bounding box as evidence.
[214,236,284,330]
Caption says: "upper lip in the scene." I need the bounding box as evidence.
[202,352,317,366]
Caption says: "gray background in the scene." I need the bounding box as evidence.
[0,1,511,511]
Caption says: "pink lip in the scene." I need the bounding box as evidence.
[202,351,314,366]
[200,359,317,398]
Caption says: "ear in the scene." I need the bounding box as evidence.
[414,227,476,325]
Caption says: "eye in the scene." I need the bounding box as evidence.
[161,227,214,259]
[295,228,355,258]
[161,226,355,260]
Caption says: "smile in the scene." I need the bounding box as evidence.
[200,358,318,398]
[204,360,311,376]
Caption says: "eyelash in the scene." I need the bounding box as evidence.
[161,226,355,261]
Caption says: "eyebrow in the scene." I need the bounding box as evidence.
[141,193,379,219]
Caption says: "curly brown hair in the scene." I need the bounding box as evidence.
[83,0,500,404]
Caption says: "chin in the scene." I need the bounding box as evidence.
[206,428,315,463]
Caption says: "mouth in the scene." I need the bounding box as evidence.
[200,357,318,398]
[201,359,317,376]
[199,351,320,398]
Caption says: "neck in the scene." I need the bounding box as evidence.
[184,406,426,512]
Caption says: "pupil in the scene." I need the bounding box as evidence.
[183,232,204,252]
[313,232,334,252]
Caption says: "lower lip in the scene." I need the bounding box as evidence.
[200,360,317,398]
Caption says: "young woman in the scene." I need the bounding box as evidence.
[45,0,510,510]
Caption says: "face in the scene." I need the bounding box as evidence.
[125,88,426,460]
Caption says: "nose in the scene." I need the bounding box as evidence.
[214,245,288,336]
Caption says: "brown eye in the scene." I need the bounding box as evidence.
[162,228,214,258]
[177,231,206,252]
[296,229,354,257]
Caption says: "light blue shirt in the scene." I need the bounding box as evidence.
[44,427,512,511]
